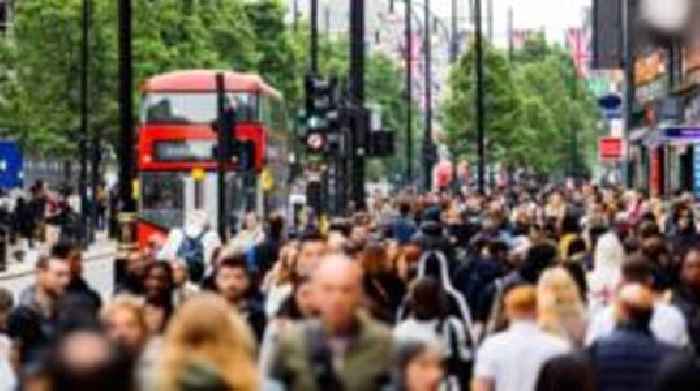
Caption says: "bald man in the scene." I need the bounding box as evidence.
[264,254,393,391]
[589,283,685,391]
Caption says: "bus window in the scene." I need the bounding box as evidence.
[142,93,258,124]
[141,172,185,229]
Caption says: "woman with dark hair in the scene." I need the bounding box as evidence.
[395,277,469,389]
[142,261,175,334]
[668,205,700,262]
[362,241,406,324]
[535,353,595,391]
[388,339,446,391]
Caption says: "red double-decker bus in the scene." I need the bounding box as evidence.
[136,70,290,247]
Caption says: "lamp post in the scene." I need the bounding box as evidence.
[118,0,136,247]
[80,0,91,247]
[475,0,485,194]
[423,0,432,191]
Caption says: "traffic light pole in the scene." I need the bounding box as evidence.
[118,0,136,246]
[80,0,90,247]
[423,0,433,191]
[311,0,319,74]
[215,73,228,241]
[350,0,366,209]
[475,0,486,195]
[622,0,634,188]
[405,0,413,184]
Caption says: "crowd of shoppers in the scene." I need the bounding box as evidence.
[1,181,700,390]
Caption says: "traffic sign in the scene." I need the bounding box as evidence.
[599,137,624,161]
[307,132,325,152]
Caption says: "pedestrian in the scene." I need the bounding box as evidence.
[100,295,150,359]
[587,254,689,347]
[265,253,393,391]
[7,254,71,364]
[670,247,700,352]
[142,261,175,334]
[0,287,13,381]
[62,244,102,312]
[155,294,259,391]
[388,339,446,391]
[295,229,327,276]
[537,267,587,347]
[361,241,406,324]
[588,231,625,315]
[214,254,266,342]
[473,285,570,391]
[158,210,221,283]
[392,200,418,246]
[653,351,700,391]
[535,353,595,391]
[44,330,135,391]
[668,204,700,260]
[168,259,199,308]
[261,244,298,318]
[115,251,150,295]
[14,195,36,250]
[227,211,263,253]
[251,214,285,279]
[394,276,470,388]
[588,283,683,391]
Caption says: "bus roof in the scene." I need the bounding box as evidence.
[141,70,281,98]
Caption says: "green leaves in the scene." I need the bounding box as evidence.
[0,0,297,154]
[441,37,601,175]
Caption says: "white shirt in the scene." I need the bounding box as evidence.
[157,228,221,268]
[474,320,570,391]
[0,354,16,391]
[585,301,689,347]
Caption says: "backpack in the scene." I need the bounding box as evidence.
[397,250,477,360]
[177,231,206,282]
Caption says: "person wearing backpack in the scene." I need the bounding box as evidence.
[158,210,221,283]
[394,277,471,390]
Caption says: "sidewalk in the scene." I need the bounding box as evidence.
[0,233,117,281]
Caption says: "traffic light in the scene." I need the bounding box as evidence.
[305,74,339,134]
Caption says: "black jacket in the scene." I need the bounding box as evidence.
[589,322,682,391]
[671,286,700,354]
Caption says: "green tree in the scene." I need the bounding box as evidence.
[442,37,601,175]
[442,42,520,163]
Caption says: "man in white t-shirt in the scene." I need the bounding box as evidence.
[473,285,570,391]
[586,254,689,347]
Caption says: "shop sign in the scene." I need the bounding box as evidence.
[662,126,700,141]
[694,144,700,199]
[599,137,624,161]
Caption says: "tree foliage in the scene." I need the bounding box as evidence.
[0,0,299,154]
[442,35,601,175]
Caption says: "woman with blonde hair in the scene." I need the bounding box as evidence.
[156,294,259,391]
[538,267,587,347]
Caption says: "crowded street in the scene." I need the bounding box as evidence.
[2,0,700,391]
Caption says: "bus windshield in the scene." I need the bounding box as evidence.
[142,92,258,124]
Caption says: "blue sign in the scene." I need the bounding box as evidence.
[694,144,700,199]
[663,126,700,141]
